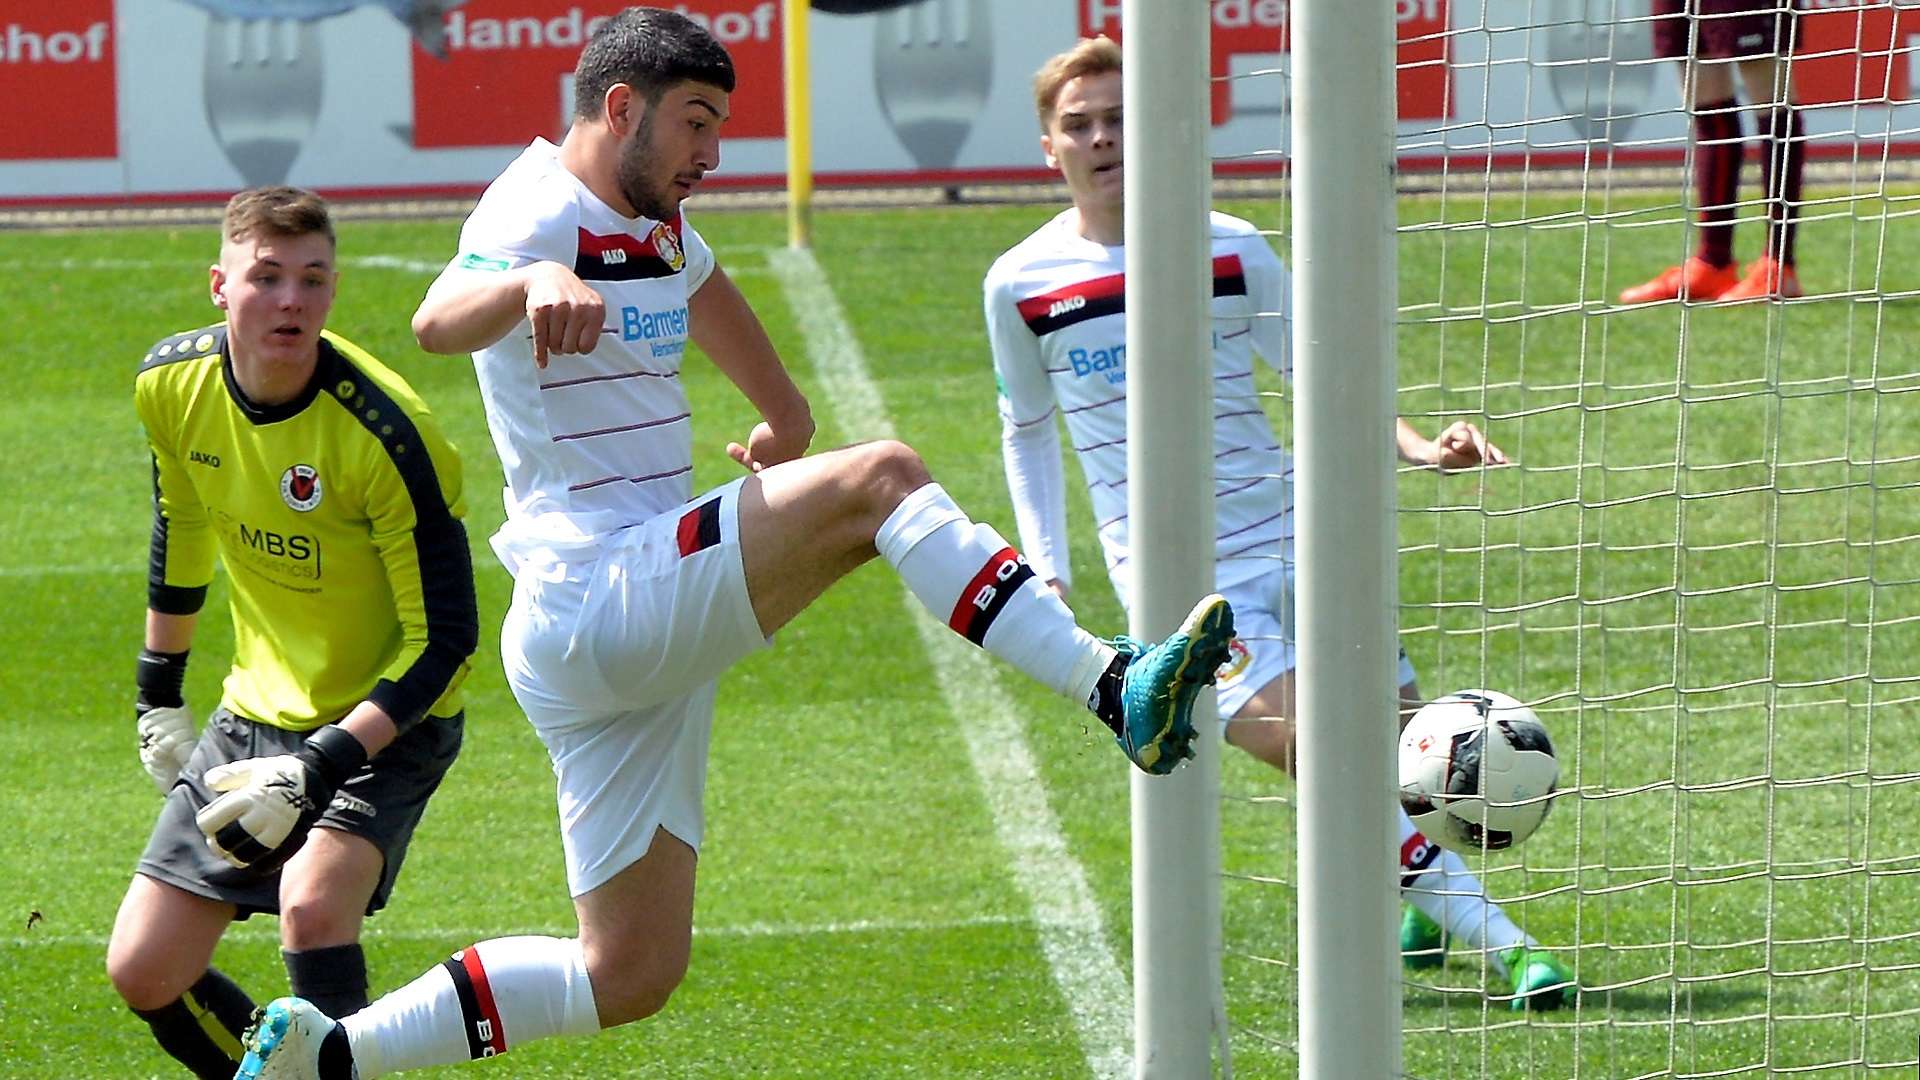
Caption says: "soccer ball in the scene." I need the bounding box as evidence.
[1398,689,1558,852]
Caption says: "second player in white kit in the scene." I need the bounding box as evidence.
[985,36,1577,1012]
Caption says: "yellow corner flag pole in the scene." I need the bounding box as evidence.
[783,0,813,250]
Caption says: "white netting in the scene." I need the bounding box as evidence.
[1216,1,1920,1075]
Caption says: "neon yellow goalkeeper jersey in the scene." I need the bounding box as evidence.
[136,325,478,733]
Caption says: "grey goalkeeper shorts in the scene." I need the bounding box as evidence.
[134,706,463,919]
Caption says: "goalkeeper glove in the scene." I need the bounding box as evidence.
[195,724,369,874]
[135,648,196,794]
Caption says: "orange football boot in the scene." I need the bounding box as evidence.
[1617,256,1741,305]
[1718,255,1803,302]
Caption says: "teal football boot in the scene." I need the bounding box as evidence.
[1112,593,1234,775]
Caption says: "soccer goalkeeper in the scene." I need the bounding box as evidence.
[104,186,478,1079]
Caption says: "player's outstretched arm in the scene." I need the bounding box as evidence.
[689,264,815,472]
[1396,417,1511,471]
[413,260,606,368]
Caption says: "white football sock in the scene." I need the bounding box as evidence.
[875,483,1113,704]
[1398,809,1532,974]
[343,936,598,1078]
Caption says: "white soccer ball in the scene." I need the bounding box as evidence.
[1398,689,1558,852]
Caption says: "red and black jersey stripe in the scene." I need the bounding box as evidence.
[573,221,683,283]
[1017,255,1249,337]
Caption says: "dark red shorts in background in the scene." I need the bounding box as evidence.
[1651,0,1798,60]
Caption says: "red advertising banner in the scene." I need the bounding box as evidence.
[1795,0,1920,106]
[1079,0,1452,125]
[411,1,783,149]
[0,4,116,160]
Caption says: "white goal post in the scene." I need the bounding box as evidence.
[1121,3,1225,1077]
[1287,0,1406,1077]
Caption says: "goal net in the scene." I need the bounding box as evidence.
[1215,1,1920,1075]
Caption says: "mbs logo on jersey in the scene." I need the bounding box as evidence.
[230,513,323,586]
[208,463,326,589]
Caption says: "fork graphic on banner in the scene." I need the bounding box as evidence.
[873,0,994,172]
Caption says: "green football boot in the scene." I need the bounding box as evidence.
[1500,945,1577,1012]
[1113,593,1234,775]
[1400,903,1448,970]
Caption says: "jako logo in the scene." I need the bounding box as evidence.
[1048,295,1086,318]
[602,249,627,265]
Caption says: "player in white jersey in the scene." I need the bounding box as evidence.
[234,10,1235,1078]
[984,37,1576,1011]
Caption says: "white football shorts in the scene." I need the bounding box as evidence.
[495,477,768,896]
[1211,565,1419,723]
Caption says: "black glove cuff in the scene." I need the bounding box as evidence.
[298,725,370,790]
[135,648,190,710]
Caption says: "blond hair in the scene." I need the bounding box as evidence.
[1032,36,1120,130]
[222,185,334,248]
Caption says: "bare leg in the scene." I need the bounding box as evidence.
[733,439,930,636]
[573,828,698,1028]
[106,875,234,1011]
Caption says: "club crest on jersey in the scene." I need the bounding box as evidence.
[650,222,685,272]
[280,464,322,512]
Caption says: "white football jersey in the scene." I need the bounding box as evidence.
[984,210,1293,606]
[453,138,716,532]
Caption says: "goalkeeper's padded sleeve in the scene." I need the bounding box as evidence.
[136,648,189,711]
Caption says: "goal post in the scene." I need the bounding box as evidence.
[1290,0,1405,1077]
[1122,2,1224,1076]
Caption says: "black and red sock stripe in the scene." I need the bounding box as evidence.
[1399,829,1443,889]
[948,546,1035,646]
[442,948,508,1059]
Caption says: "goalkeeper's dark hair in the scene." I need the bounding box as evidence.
[571,7,736,122]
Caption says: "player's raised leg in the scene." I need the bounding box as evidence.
[735,438,1232,774]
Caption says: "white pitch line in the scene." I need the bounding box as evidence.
[0,563,133,578]
[348,254,445,274]
[769,247,1131,1080]
[4,913,1031,951]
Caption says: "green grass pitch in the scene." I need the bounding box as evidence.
[2,189,1917,1077]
